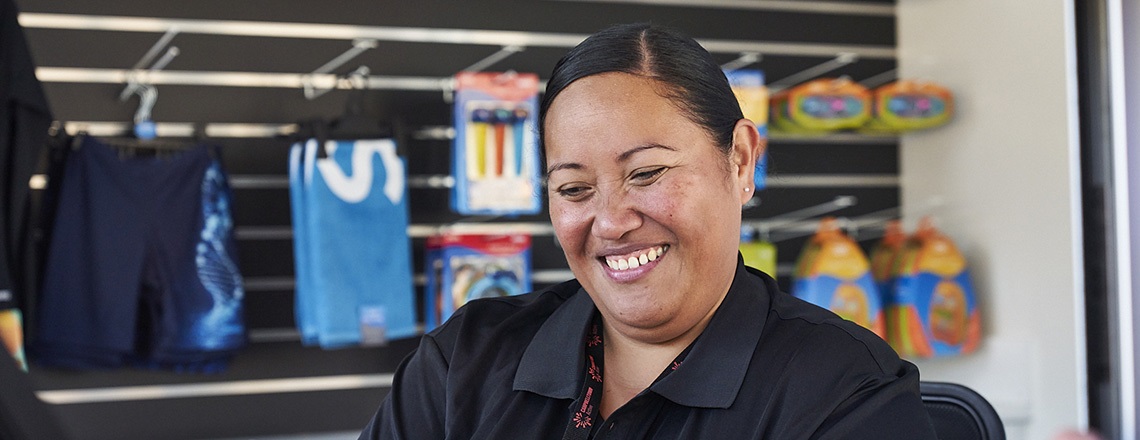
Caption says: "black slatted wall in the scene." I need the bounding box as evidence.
[13,1,898,439]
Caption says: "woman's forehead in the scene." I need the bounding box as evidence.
[545,76,687,137]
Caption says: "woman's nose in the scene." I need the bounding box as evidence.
[591,191,642,241]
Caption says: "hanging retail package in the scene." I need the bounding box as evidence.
[792,217,885,339]
[886,217,981,358]
[451,72,542,215]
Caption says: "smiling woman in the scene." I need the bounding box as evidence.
[359,23,937,440]
[543,71,758,414]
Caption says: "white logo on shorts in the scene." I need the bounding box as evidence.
[313,139,404,204]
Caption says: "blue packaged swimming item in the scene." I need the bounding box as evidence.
[290,138,417,349]
[724,69,769,190]
[424,234,531,331]
[451,72,542,215]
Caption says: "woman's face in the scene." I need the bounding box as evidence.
[544,72,761,344]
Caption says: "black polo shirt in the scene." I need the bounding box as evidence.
[359,259,938,439]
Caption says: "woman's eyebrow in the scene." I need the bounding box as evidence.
[617,143,677,163]
[546,162,583,175]
[546,143,677,175]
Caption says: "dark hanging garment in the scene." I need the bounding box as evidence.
[0,0,52,311]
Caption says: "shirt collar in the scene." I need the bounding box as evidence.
[513,284,595,399]
[649,257,771,408]
[513,256,772,409]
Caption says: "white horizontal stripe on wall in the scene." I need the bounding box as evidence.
[18,13,897,59]
[766,174,900,188]
[37,374,395,404]
[37,67,449,91]
[231,216,895,243]
[223,174,899,191]
[556,0,895,16]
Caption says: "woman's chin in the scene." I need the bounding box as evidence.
[600,302,674,333]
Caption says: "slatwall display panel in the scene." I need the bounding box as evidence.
[13,0,899,438]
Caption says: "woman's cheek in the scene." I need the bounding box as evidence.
[636,181,682,219]
[550,199,592,246]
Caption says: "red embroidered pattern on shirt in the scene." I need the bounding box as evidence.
[671,360,682,370]
[587,324,602,347]
[574,386,595,428]
[588,355,602,382]
[573,411,592,428]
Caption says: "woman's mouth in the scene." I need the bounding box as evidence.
[602,245,669,271]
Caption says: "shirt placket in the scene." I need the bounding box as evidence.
[590,391,664,439]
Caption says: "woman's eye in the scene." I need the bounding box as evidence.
[556,185,591,200]
[631,167,667,183]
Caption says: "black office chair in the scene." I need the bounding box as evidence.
[921,381,1005,440]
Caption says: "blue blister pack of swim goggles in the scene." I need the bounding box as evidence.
[423,234,532,330]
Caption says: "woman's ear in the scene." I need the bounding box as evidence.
[730,119,766,204]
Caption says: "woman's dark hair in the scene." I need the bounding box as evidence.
[539,23,744,156]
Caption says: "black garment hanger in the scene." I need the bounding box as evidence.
[327,66,391,141]
[289,119,332,159]
[292,66,395,159]
[327,88,392,141]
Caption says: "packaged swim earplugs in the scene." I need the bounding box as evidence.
[861,80,954,133]
[770,78,871,134]
[889,217,980,358]
[792,218,885,338]
[452,72,541,215]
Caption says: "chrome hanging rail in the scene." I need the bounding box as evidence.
[18,13,897,59]
[554,0,895,17]
[743,195,857,239]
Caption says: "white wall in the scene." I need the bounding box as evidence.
[897,1,1086,439]
[1123,0,1140,435]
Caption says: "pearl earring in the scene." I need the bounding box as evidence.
[744,187,751,192]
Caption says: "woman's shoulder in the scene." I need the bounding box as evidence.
[762,287,905,376]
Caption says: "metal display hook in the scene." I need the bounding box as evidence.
[767,212,892,244]
[744,195,858,243]
[768,52,859,93]
[346,65,371,90]
[132,84,158,126]
[119,27,180,102]
[720,52,762,72]
[859,68,898,89]
[462,45,525,73]
[303,38,379,100]
[117,28,180,140]
[846,196,948,242]
[443,45,526,104]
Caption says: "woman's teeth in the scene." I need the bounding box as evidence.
[605,245,668,271]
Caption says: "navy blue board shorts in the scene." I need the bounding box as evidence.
[33,136,246,371]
